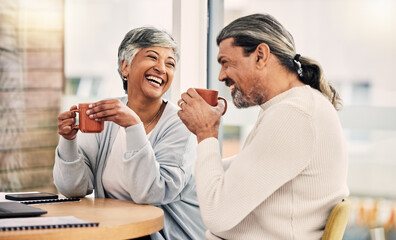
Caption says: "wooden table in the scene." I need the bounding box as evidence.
[0,197,164,240]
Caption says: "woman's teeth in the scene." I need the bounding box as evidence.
[147,76,163,87]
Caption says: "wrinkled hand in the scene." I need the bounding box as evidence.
[57,105,78,140]
[87,99,141,128]
[177,88,225,143]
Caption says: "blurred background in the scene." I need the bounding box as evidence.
[1,0,395,239]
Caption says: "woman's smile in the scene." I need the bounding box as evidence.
[146,74,164,88]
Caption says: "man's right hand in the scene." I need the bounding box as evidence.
[177,88,225,143]
[57,105,78,140]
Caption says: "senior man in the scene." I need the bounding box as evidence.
[177,13,349,240]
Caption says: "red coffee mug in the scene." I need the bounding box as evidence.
[194,88,228,115]
[72,103,104,133]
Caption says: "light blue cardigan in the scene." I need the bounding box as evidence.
[53,96,205,240]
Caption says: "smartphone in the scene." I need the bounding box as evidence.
[5,192,59,201]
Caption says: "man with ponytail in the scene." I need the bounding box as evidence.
[178,13,349,240]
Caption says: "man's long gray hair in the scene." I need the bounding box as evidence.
[117,27,178,93]
[217,13,342,110]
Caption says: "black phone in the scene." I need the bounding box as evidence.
[5,192,59,201]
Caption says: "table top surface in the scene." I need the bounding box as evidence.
[0,196,164,240]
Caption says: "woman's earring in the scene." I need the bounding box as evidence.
[123,76,128,90]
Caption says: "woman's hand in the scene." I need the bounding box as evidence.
[87,99,141,128]
[177,88,225,143]
[57,105,78,140]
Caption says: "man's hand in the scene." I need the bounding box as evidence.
[177,88,225,143]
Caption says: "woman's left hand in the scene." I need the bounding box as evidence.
[87,99,141,128]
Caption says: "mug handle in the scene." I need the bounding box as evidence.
[71,109,80,130]
[217,97,227,116]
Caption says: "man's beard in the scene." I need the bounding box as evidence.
[232,85,265,108]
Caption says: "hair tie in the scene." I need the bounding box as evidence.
[293,54,303,78]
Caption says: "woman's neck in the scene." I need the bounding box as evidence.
[127,95,164,125]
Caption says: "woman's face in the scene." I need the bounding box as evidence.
[122,46,176,100]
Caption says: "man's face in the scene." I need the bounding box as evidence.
[217,38,266,108]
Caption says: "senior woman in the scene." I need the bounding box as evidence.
[53,27,205,240]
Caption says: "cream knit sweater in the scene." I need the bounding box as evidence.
[195,86,349,240]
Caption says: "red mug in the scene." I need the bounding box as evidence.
[194,88,227,115]
[72,103,104,133]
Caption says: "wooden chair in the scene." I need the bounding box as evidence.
[322,199,351,240]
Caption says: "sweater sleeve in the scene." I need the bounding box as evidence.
[122,117,196,205]
[53,134,96,198]
[195,105,314,232]
[222,156,235,171]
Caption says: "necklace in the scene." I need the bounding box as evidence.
[144,101,165,131]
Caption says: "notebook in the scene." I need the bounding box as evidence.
[0,202,47,218]
[0,216,99,231]
[21,197,80,205]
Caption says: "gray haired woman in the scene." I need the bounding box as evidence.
[54,27,205,240]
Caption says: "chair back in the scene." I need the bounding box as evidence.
[322,199,351,240]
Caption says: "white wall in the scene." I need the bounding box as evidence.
[171,0,208,101]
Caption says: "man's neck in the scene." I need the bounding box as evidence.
[266,63,304,101]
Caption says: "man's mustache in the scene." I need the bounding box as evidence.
[224,78,235,87]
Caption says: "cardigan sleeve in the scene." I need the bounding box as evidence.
[195,105,315,232]
[122,116,196,205]
[53,134,97,198]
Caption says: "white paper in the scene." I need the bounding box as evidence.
[0,216,90,228]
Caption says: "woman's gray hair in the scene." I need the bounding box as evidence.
[217,13,342,110]
[117,26,178,93]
